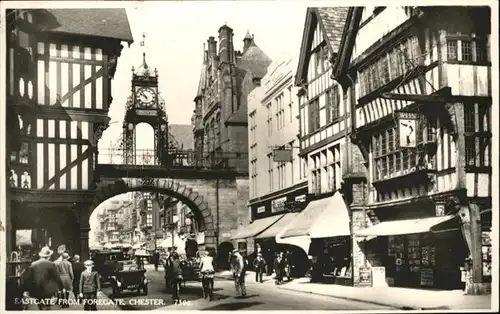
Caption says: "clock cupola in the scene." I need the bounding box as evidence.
[122,33,169,166]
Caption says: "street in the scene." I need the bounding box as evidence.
[102,265,395,311]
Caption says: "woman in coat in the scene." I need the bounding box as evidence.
[273,252,286,285]
[54,252,74,308]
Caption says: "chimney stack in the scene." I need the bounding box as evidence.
[218,24,233,63]
[207,36,217,58]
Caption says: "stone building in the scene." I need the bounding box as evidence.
[331,6,492,293]
[192,26,272,173]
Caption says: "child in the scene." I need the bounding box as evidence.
[79,260,101,311]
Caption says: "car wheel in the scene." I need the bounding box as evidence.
[143,285,148,295]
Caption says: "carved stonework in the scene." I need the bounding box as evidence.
[93,123,108,146]
[444,102,459,139]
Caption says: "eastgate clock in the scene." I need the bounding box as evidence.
[137,87,156,107]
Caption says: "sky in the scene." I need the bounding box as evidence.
[97,1,314,154]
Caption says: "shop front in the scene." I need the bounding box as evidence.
[247,183,309,273]
[355,215,467,289]
[276,191,352,285]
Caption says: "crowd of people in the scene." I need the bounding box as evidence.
[20,246,102,311]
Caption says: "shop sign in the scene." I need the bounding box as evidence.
[257,206,266,214]
[358,268,372,286]
[295,194,306,202]
[271,196,287,213]
[397,112,418,148]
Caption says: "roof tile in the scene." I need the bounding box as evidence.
[315,7,350,52]
[39,9,134,43]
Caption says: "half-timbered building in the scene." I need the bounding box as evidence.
[6,9,133,260]
[332,6,492,293]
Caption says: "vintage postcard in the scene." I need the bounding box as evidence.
[1,0,497,312]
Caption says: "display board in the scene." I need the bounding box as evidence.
[420,268,434,286]
[407,234,421,273]
[358,268,372,286]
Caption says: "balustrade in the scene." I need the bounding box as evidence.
[98,147,247,170]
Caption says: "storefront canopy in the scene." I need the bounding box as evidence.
[255,213,298,240]
[280,192,350,239]
[354,215,456,237]
[231,214,284,240]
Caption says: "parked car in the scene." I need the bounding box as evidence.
[92,250,129,285]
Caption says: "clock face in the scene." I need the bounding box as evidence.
[136,87,156,107]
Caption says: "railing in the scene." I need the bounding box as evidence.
[98,148,248,170]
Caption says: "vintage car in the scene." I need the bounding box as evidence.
[92,250,131,285]
[110,255,149,296]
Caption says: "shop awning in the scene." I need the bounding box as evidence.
[310,192,350,239]
[231,214,284,240]
[255,213,298,239]
[280,191,350,239]
[355,215,456,237]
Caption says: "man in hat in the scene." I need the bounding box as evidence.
[22,246,64,310]
[79,260,102,311]
[54,252,74,307]
[230,249,247,297]
[252,252,267,283]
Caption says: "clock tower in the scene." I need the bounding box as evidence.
[122,33,169,166]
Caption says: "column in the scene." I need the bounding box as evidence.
[79,209,91,261]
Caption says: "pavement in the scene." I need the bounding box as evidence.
[215,271,492,311]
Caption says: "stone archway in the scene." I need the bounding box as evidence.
[78,178,216,260]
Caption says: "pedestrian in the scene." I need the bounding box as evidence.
[230,249,247,297]
[167,253,183,303]
[21,246,64,310]
[252,252,266,283]
[153,250,160,271]
[284,251,292,281]
[79,260,102,311]
[72,255,85,303]
[199,250,216,300]
[54,252,74,308]
[274,252,286,285]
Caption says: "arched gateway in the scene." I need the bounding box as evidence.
[77,174,249,261]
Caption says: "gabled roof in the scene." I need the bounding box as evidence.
[331,7,364,91]
[38,9,134,44]
[295,7,349,86]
